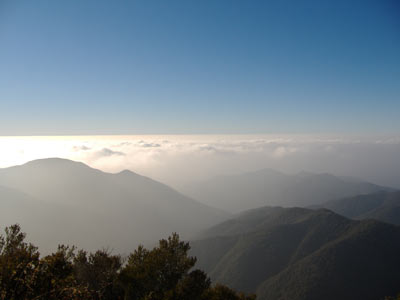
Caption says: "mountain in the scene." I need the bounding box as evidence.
[0,158,228,253]
[314,190,400,225]
[181,169,390,213]
[0,184,88,249]
[190,206,400,300]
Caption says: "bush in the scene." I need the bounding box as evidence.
[0,225,255,300]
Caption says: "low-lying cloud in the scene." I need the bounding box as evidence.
[0,135,399,189]
[96,148,126,157]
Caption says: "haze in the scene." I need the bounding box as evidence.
[1,1,400,298]
[0,135,399,189]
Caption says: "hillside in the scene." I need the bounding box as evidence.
[190,206,400,300]
[314,191,400,225]
[0,158,228,252]
[181,169,389,213]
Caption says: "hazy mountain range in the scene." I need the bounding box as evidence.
[1,158,398,253]
[1,158,400,298]
[181,169,391,213]
[191,206,400,300]
[314,190,400,225]
[0,158,227,253]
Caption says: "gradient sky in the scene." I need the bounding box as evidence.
[0,0,399,135]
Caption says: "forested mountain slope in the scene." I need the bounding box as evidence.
[314,190,400,225]
[191,206,400,300]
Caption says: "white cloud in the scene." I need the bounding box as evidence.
[140,143,161,148]
[0,135,399,189]
[72,145,91,151]
[271,146,298,158]
[95,148,126,157]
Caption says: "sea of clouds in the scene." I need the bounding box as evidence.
[0,135,399,189]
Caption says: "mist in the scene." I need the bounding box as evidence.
[1,135,399,189]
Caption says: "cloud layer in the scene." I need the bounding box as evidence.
[0,135,399,189]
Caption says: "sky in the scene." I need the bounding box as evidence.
[1,1,399,188]
[0,0,399,135]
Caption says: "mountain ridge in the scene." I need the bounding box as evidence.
[314,190,400,225]
[181,168,392,213]
[0,158,228,253]
[190,206,400,300]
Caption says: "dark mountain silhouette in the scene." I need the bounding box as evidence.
[190,206,400,300]
[0,158,228,253]
[314,190,400,225]
[181,169,389,213]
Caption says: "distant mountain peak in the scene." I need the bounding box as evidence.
[0,157,228,253]
[116,169,138,176]
[182,167,389,213]
[20,157,89,168]
[247,168,286,176]
[296,170,314,177]
[25,157,75,163]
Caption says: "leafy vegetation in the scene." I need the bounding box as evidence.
[0,224,255,300]
[385,295,400,300]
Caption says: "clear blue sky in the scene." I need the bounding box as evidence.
[0,0,399,135]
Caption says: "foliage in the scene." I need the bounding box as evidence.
[205,284,257,300]
[73,248,123,299]
[0,225,255,300]
[0,224,91,300]
[385,295,400,300]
